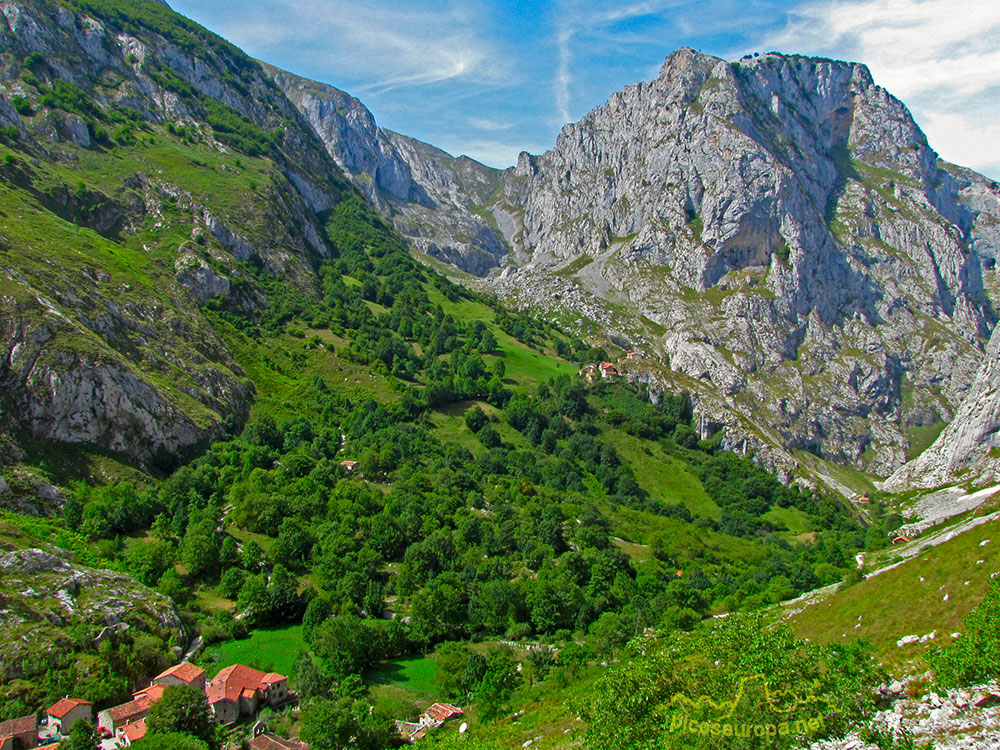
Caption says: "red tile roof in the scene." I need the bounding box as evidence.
[424,703,463,722]
[48,697,93,718]
[206,664,286,705]
[119,718,147,743]
[108,699,148,723]
[133,684,167,706]
[0,715,36,737]
[155,661,206,684]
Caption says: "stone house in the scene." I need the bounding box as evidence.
[152,661,207,691]
[206,665,289,725]
[0,715,37,749]
[46,698,93,735]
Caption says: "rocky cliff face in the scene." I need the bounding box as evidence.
[266,65,509,275]
[0,0,348,466]
[885,322,1000,489]
[272,47,1000,483]
[486,49,1000,480]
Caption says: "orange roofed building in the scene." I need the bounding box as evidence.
[153,661,207,691]
[117,718,147,746]
[98,684,167,733]
[0,715,37,750]
[206,665,289,725]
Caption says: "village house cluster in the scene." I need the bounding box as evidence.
[1,661,296,749]
[578,350,647,384]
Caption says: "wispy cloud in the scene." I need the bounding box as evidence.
[192,0,511,94]
[765,0,1000,178]
[467,116,513,132]
[552,1,676,126]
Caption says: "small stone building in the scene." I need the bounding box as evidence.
[46,698,93,735]
[152,661,207,691]
[0,715,37,749]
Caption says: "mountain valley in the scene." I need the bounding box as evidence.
[1,1,999,749]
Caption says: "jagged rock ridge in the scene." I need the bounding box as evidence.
[491,49,1000,480]
[270,47,1000,483]
[266,65,509,276]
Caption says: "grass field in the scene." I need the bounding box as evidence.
[367,655,438,696]
[763,505,813,534]
[199,625,305,677]
[603,430,720,519]
[786,517,1000,672]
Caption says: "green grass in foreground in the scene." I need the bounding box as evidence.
[199,624,305,677]
[786,517,1000,672]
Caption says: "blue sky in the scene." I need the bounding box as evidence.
[169,0,1000,179]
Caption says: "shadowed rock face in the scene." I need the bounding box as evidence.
[885,323,1000,490]
[266,64,509,277]
[481,49,1000,480]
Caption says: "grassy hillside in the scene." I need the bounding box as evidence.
[2,3,979,749]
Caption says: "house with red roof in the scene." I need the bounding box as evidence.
[117,718,147,746]
[206,665,289,725]
[599,362,618,381]
[97,684,168,735]
[153,661,207,691]
[98,698,149,734]
[421,704,463,725]
[396,704,463,743]
[46,697,93,735]
[0,715,37,749]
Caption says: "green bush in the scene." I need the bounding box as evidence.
[929,579,1000,687]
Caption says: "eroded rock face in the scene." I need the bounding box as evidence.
[885,324,1000,489]
[266,65,509,276]
[0,547,183,681]
[484,49,1000,479]
[0,0,350,465]
[273,47,1000,481]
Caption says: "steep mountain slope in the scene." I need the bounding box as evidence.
[886,320,1000,489]
[490,49,1000,481]
[0,0,348,468]
[266,65,508,275]
[270,48,1000,487]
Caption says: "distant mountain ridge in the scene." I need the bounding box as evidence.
[2,0,998,490]
[270,48,1000,487]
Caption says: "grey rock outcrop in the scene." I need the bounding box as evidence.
[484,49,1000,480]
[266,65,508,275]
[885,322,1000,489]
[0,546,183,681]
[0,0,348,465]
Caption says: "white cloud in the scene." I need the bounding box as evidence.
[552,1,677,126]
[766,0,1000,178]
[194,0,510,94]
[467,116,513,131]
